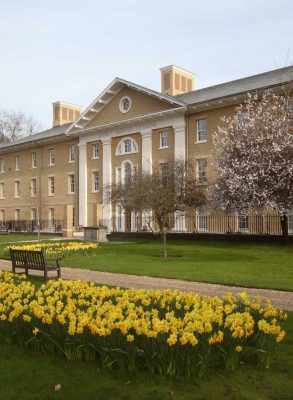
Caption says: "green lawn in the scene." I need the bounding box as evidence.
[0,238,293,291]
[0,313,292,400]
[0,232,58,243]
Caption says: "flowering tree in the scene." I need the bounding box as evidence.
[106,159,207,257]
[212,89,293,240]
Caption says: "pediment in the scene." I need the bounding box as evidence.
[66,78,185,134]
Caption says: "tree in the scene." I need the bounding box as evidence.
[0,110,42,143]
[106,159,207,257]
[212,89,293,241]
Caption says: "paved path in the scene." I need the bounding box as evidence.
[1,259,292,311]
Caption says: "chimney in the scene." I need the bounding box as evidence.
[52,101,82,127]
[160,65,195,96]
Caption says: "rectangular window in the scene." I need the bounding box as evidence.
[49,148,55,165]
[0,159,4,173]
[68,174,75,194]
[238,214,249,232]
[69,144,75,162]
[31,178,37,197]
[31,152,37,168]
[0,209,4,222]
[197,119,207,142]
[48,176,55,195]
[116,167,122,184]
[15,209,20,222]
[92,143,100,159]
[31,208,37,221]
[198,206,208,231]
[49,208,55,227]
[15,155,20,171]
[15,180,20,198]
[237,111,248,130]
[160,163,168,187]
[92,171,99,192]
[160,130,169,148]
[197,158,207,183]
[0,183,4,199]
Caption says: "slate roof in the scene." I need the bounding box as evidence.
[178,65,293,105]
[0,123,70,151]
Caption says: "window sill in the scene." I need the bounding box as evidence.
[67,160,75,164]
[195,140,207,144]
[48,164,55,167]
[31,167,37,169]
[0,198,5,200]
[91,157,100,160]
[15,169,20,172]
[158,146,169,150]
[48,194,55,197]
[91,190,100,194]
[67,192,75,195]
[14,197,20,199]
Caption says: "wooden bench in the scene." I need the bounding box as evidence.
[9,248,61,282]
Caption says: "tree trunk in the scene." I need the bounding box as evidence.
[162,229,168,258]
[280,214,289,244]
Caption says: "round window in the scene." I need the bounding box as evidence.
[119,96,131,113]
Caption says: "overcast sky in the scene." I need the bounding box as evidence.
[0,0,292,129]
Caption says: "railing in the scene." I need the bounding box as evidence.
[0,220,63,233]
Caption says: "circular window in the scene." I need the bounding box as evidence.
[119,96,131,113]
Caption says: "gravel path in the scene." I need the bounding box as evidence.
[1,259,293,311]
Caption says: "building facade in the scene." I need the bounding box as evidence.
[0,65,292,236]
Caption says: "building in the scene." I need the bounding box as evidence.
[0,65,292,237]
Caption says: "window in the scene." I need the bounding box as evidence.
[48,176,55,195]
[49,148,55,165]
[49,208,55,227]
[15,155,20,171]
[197,119,207,142]
[68,174,75,194]
[237,111,248,130]
[124,162,132,184]
[31,152,37,168]
[116,138,138,155]
[197,158,207,183]
[0,159,4,173]
[160,163,168,187]
[198,206,208,231]
[238,214,249,232]
[31,178,37,197]
[15,180,20,198]
[160,130,169,148]
[31,208,37,222]
[15,209,20,222]
[92,143,100,159]
[69,144,75,162]
[0,183,4,199]
[92,171,99,192]
[0,209,4,222]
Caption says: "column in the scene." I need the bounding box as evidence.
[141,128,153,229]
[78,141,87,227]
[174,118,187,231]
[102,136,112,231]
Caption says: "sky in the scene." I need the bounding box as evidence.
[0,0,292,129]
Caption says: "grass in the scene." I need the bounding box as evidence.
[0,313,292,400]
[0,237,292,291]
[0,232,58,243]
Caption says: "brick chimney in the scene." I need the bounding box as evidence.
[160,65,195,96]
[52,101,82,127]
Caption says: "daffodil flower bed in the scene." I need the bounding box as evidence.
[0,271,287,378]
[8,241,99,257]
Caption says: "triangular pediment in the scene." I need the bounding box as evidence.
[66,78,185,134]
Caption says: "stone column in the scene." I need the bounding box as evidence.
[78,141,87,227]
[141,128,153,230]
[174,118,187,231]
[102,136,112,231]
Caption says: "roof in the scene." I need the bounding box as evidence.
[0,123,70,151]
[178,65,293,105]
[65,77,186,134]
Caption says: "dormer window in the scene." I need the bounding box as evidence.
[116,137,138,155]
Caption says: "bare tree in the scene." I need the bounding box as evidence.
[0,110,42,143]
[106,159,207,257]
[212,89,293,241]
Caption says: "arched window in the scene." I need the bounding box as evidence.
[116,137,138,155]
